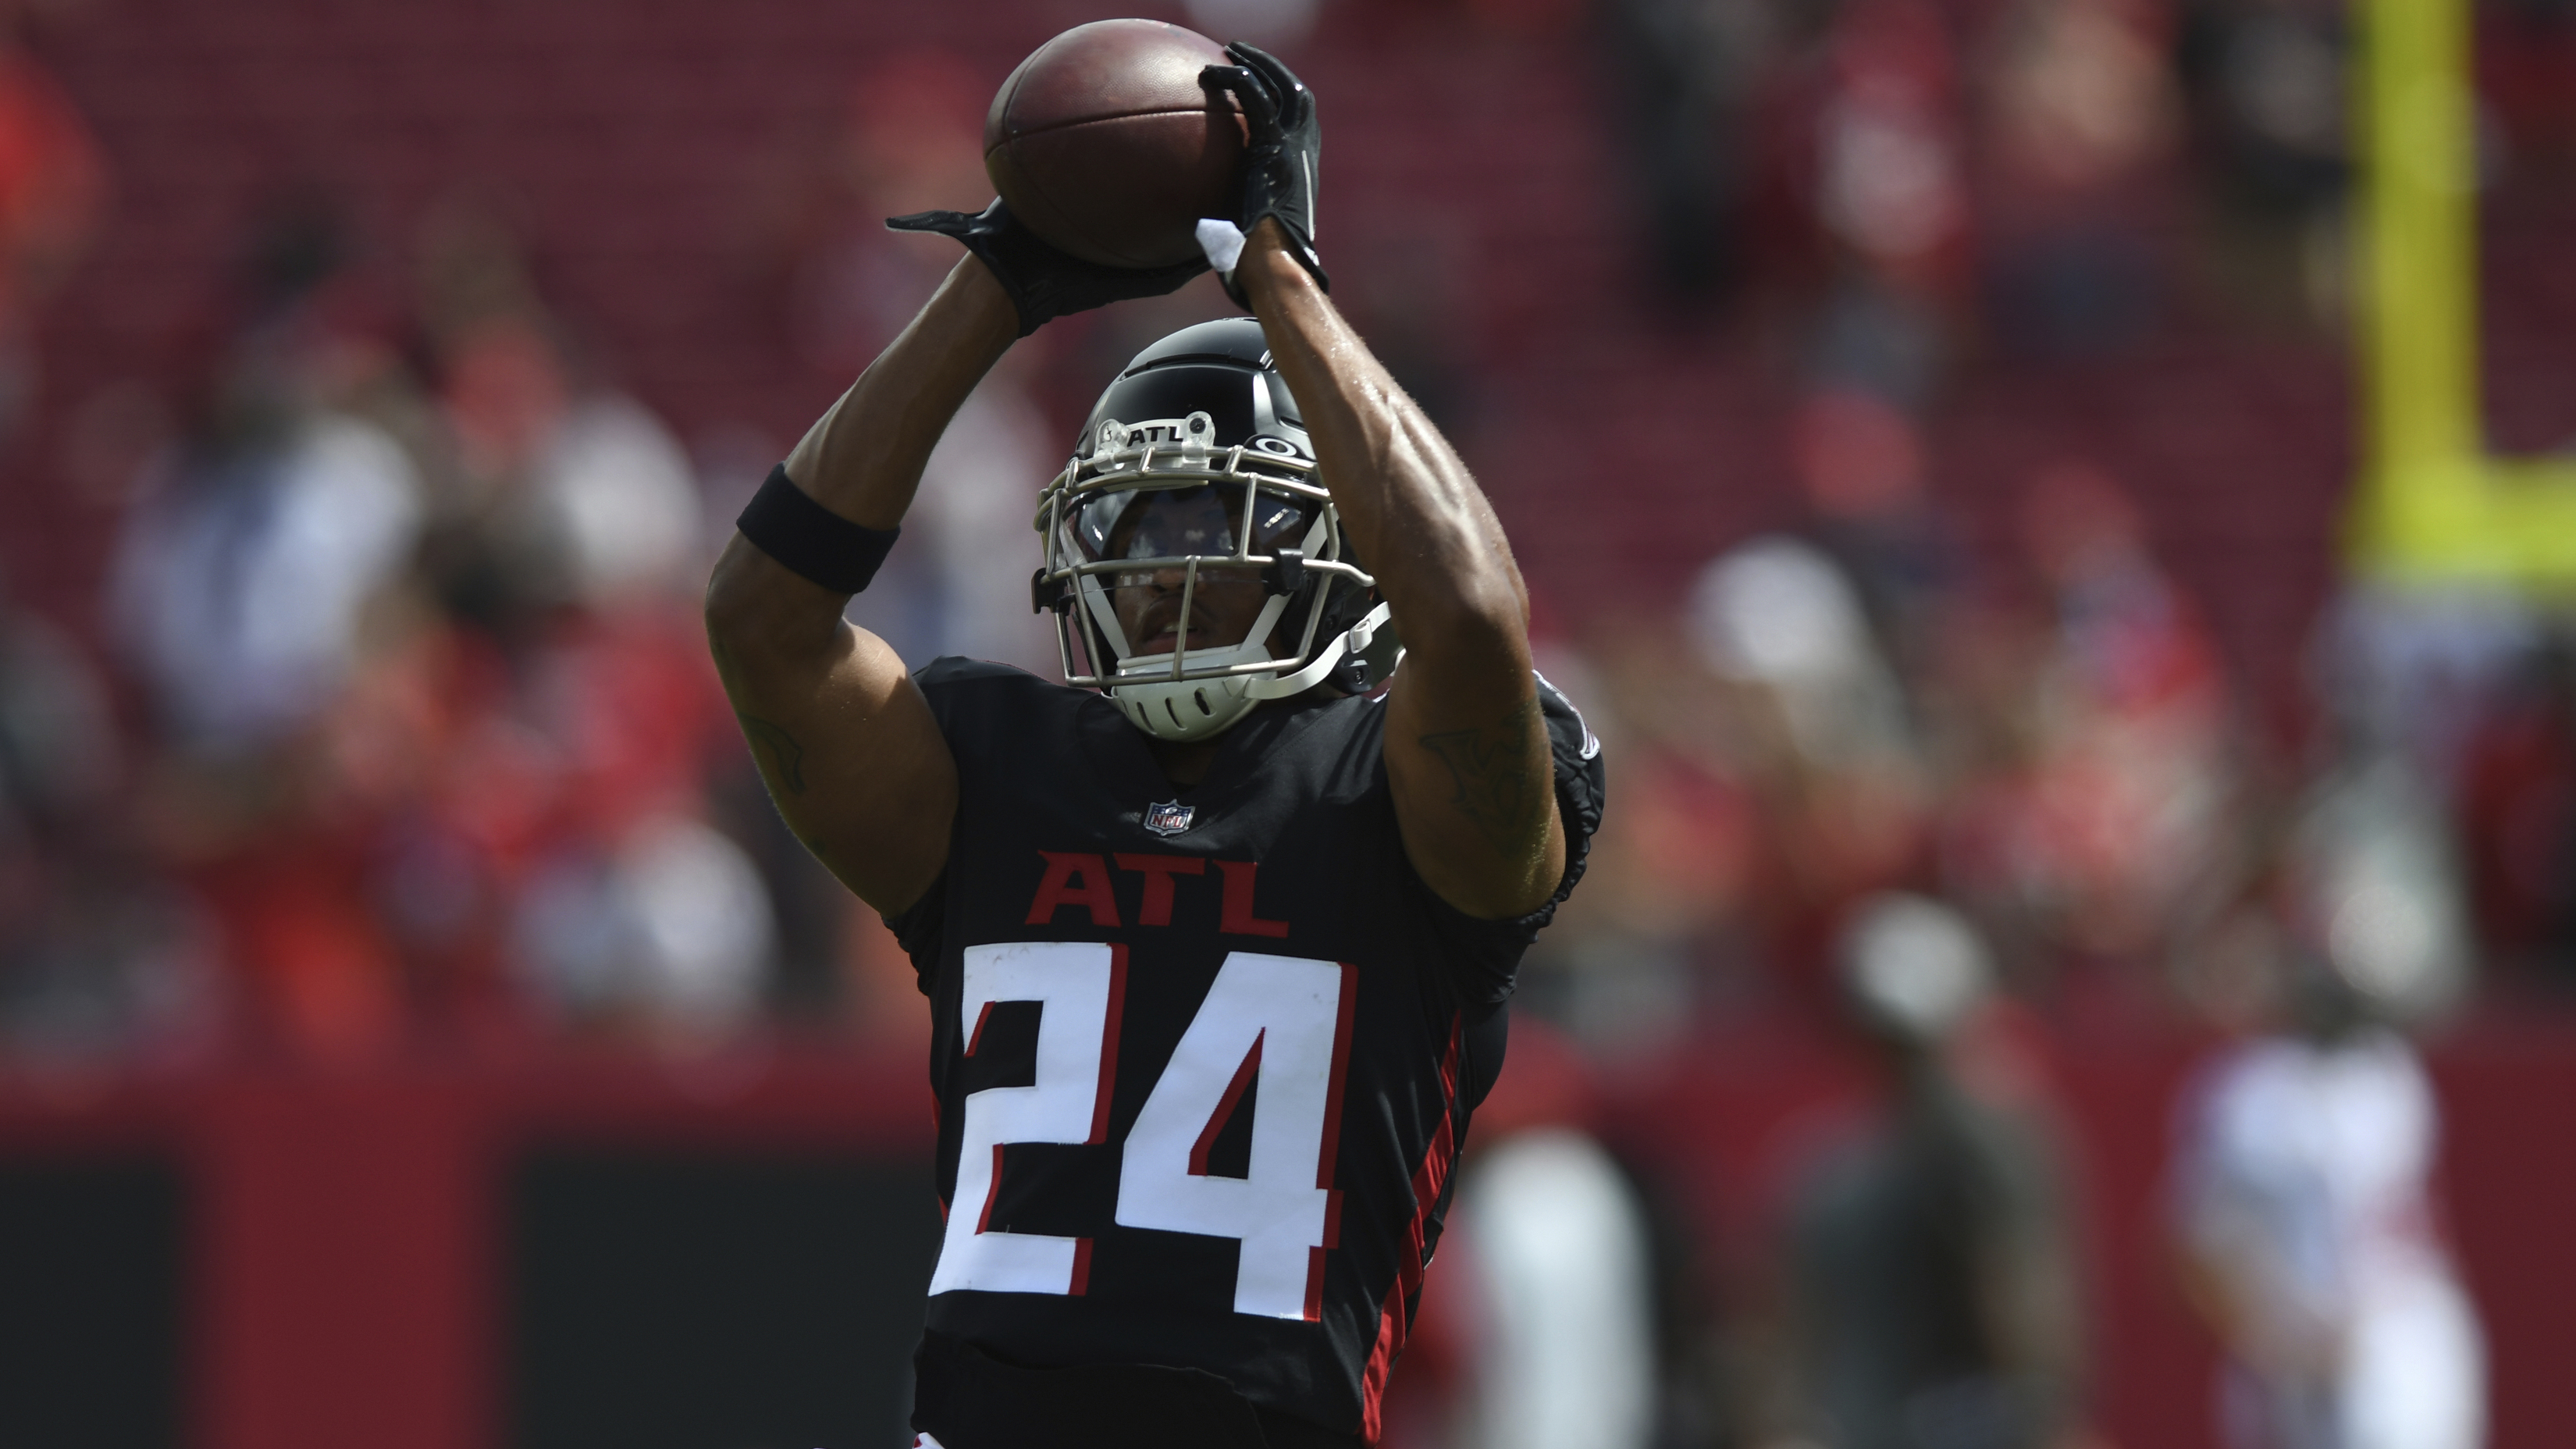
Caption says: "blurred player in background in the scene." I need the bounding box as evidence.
[1438,1018,1662,1449]
[2169,767,2485,1449]
[1752,894,2092,1449]
[703,42,1603,1449]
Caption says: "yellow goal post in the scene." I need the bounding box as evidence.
[2351,0,2576,583]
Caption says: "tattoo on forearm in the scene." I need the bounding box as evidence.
[738,713,808,794]
[1418,698,1550,862]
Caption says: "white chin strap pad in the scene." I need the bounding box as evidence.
[1108,600,1392,742]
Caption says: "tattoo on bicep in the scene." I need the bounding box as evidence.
[738,712,808,795]
[1416,698,1550,862]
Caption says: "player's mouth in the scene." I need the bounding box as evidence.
[1134,600,1217,656]
[1137,624,1202,656]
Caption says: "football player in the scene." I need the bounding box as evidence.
[704,45,1604,1449]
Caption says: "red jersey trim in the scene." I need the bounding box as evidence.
[1359,1013,1465,1444]
[1189,1031,1265,1176]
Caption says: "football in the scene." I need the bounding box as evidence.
[984,19,1246,269]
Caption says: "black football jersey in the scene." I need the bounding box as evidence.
[885,658,1605,1442]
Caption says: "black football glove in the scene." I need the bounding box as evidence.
[886,198,1208,338]
[1197,43,1329,308]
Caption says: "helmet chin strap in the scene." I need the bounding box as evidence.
[1105,598,1387,742]
[1244,600,1393,700]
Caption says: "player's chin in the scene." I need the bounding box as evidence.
[1130,610,1255,657]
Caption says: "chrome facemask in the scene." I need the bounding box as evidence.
[1033,408,1387,742]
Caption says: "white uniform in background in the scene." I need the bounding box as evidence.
[1450,1127,1656,1449]
[2174,1030,2485,1449]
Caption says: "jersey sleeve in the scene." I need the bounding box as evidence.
[881,869,948,998]
[1413,672,1608,1006]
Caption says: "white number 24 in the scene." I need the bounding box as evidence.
[925,941,1354,1321]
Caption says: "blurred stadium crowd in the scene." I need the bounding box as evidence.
[2,0,2557,1061]
[0,0,2571,1443]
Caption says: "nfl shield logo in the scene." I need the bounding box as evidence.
[1143,800,1195,837]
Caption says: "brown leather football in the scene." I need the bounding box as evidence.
[985,20,1245,269]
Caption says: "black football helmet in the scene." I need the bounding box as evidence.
[1034,319,1387,740]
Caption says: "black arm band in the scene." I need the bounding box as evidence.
[734,465,899,595]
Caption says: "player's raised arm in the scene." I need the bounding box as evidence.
[706,209,1209,913]
[702,258,1007,914]
[1204,47,1566,922]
